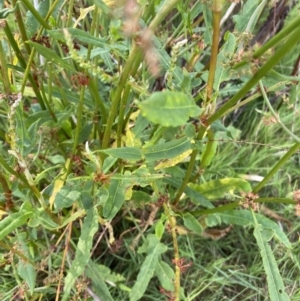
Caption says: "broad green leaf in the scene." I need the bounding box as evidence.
[189,178,251,200]
[0,202,34,240]
[100,147,142,161]
[16,233,36,295]
[183,213,203,235]
[78,47,110,58]
[28,209,60,229]
[78,122,93,144]
[184,123,196,138]
[132,114,149,138]
[48,28,107,48]
[253,225,290,301]
[17,262,36,295]
[155,214,167,239]
[85,261,114,301]
[111,167,166,187]
[155,260,175,292]
[80,191,93,210]
[103,178,127,220]
[131,191,152,203]
[27,41,75,71]
[155,220,165,240]
[213,32,237,90]
[103,157,118,173]
[62,207,99,301]
[104,169,160,216]
[25,0,50,36]
[91,264,125,283]
[130,235,167,301]
[15,106,33,156]
[25,111,53,127]
[57,210,86,229]
[143,137,194,162]
[95,188,109,206]
[54,184,81,211]
[139,91,201,127]
[202,3,213,44]
[163,177,214,208]
[233,0,260,32]
[206,210,291,249]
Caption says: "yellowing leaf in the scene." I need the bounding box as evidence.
[73,5,95,28]
[154,149,192,170]
[189,178,251,200]
[49,159,71,209]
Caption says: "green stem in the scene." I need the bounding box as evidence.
[117,84,131,147]
[102,45,140,150]
[191,202,240,217]
[89,78,107,123]
[66,0,75,27]
[207,24,300,124]
[20,0,52,30]
[148,0,182,31]
[254,197,296,205]
[0,41,12,94]
[252,142,300,193]
[142,0,156,22]
[11,0,31,54]
[173,150,198,206]
[0,172,12,208]
[0,241,37,267]
[225,81,288,115]
[163,203,180,301]
[3,23,46,109]
[173,126,207,205]
[205,8,221,104]
[102,0,182,151]
[0,155,46,208]
[0,155,30,189]
[71,88,85,155]
[200,128,214,169]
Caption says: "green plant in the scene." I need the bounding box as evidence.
[0,0,300,300]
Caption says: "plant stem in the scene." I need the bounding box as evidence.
[11,0,31,54]
[191,202,240,217]
[0,172,12,209]
[102,45,140,150]
[173,126,207,205]
[21,0,52,30]
[200,128,214,169]
[0,41,12,94]
[117,84,131,147]
[163,203,180,301]
[205,3,221,104]
[148,0,182,31]
[3,23,46,110]
[102,0,182,151]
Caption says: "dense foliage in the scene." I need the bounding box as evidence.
[0,0,300,300]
